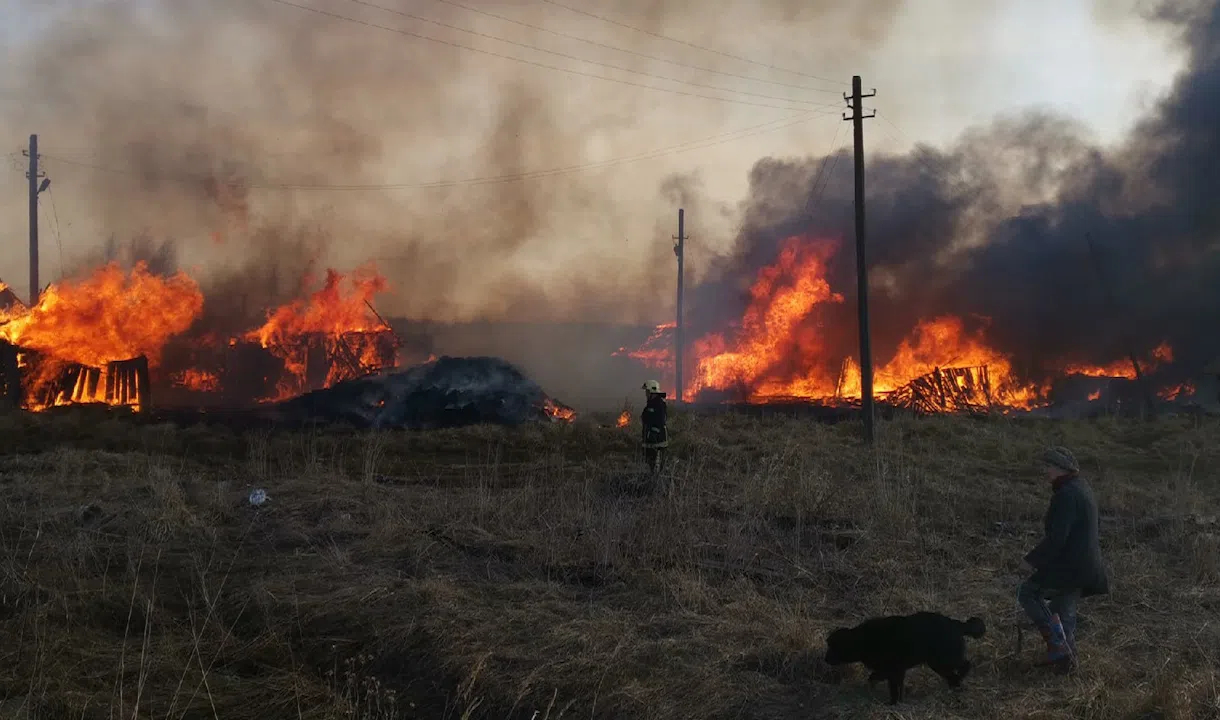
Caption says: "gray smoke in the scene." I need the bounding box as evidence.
[0,0,915,409]
[690,0,1220,391]
[0,0,902,322]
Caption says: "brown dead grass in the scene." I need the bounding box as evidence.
[1,407,1219,719]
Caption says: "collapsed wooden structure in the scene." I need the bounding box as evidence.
[258,328,399,393]
[886,365,994,415]
[0,341,151,411]
[42,356,151,410]
[0,327,396,412]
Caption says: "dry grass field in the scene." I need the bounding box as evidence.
[1,407,1218,719]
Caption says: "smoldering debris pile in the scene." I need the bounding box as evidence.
[278,355,575,429]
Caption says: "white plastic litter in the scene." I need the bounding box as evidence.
[248,489,268,506]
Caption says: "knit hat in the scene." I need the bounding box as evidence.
[1041,445,1080,474]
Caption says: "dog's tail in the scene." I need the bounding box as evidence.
[961,616,986,638]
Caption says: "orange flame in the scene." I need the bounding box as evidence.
[1159,382,1195,401]
[544,398,576,422]
[0,262,202,369]
[688,237,843,401]
[614,322,674,369]
[619,235,1197,409]
[1065,342,1173,379]
[867,316,1040,406]
[616,409,630,427]
[244,265,392,400]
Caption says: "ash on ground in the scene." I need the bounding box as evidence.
[278,355,575,430]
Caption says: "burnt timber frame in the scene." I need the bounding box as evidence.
[888,365,994,415]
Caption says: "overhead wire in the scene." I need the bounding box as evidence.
[872,109,954,181]
[875,111,919,148]
[44,187,66,281]
[539,0,848,88]
[418,0,841,94]
[38,108,840,190]
[338,0,836,107]
[265,0,826,112]
[799,121,844,220]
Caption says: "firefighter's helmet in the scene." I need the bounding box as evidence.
[642,380,662,394]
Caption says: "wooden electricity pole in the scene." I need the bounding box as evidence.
[24,134,43,307]
[844,77,877,444]
[673,208,686,403]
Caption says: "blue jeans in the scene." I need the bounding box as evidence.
[1018,577,1080,651]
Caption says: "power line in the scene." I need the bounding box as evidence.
[339,0,836,106]
[874,111,918,147]
[872,109,955,182]
[45,187,66,281]
[265,0,822,112]
[421,0,841,94]
[800,122,843,219]
[539,0,847,87]
[36,193,63,282]
[38,108,839,190]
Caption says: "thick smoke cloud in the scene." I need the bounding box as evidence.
[0,0,909,409]
[693,0,1220,391]
[0,0,901,320]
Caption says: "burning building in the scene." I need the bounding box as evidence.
[0,263,401,413]
[0,259,576,429]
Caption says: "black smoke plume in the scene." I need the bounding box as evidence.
[689,0,1220,394]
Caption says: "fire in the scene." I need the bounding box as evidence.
[174,368,219,392]
[679,238,1045,406]
[689,237,843,401]
[843,316,1041,407]
[614,322,674,369]
[0,263,201,411]
[543,398,576,422]
[244,265,392,400]
[617,409,630,427]
[1159,382,1195,401]
[1088,390,1102,401]
[0,262,202,368]
[1065,342,1173,379]
[615,235,1194,410]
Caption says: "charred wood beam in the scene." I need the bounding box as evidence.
[0,341,20,407]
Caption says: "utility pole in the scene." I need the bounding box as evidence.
[844,76,876,444]
[1084,233,1158,418]
[24,134,44,307]
[673,208,686,404]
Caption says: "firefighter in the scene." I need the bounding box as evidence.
[641,380,669,476]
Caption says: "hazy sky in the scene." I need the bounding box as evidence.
[0,0,1186,322]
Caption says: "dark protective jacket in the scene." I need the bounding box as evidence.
[641,392,668,448]
[1024,474,1110,597]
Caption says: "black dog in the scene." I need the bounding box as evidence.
[824,612,986,704]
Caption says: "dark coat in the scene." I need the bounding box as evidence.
[1024,475,1110,596]
[641,393,668,448]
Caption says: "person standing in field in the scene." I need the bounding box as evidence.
[1018,445,1110,674]
[640,380,668,477]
